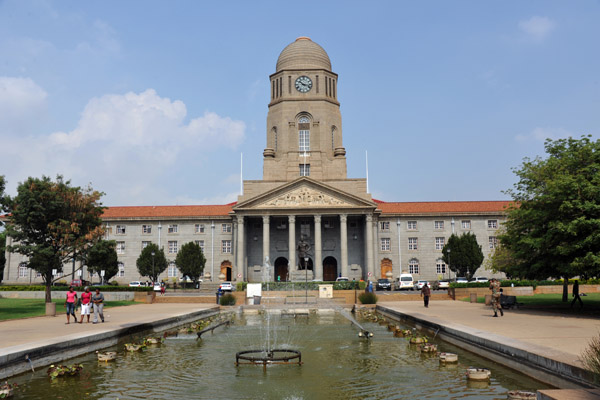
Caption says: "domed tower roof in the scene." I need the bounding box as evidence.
[276,37,332,72]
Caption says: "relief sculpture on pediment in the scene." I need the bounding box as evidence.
[257,187,351,208]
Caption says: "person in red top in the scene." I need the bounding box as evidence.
[64,286,78,324]
[421,282,431,308]
[79,286,92,324]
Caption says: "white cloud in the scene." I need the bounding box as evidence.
[1,84,246,206]
[515,127,573,142]
[0,76,48,132]
[518,16,556,42]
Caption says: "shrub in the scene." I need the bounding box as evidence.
[358,292,378,304]
[236,282,247,291]
[581,333,600,376]
[358,281,367,290]
[219,293,236,306]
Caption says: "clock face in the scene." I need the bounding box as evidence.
[295,76,312,93]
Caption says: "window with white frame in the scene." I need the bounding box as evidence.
[299,164,310,176]
[436,259,447,274]
[408,237,418,250]
[168,241,178,254]
[118,262,125,277]
[18,263,28,278]
[168,262,178,278]
[168,224,178,233]
[435,237,445,250]
[142,241,152,250]
[195,240,205,252]
[409,259,419,274]
[488,220,498,229]
[116,225,126,234]
[195,224,205,233]
[299,116,310,152]
[300,221,310,238]
[380,238,391,251]
[461,220,471,229]
[489,236,498,249]
[222,223,232,233]
[222,240,232,253]
[407,221,417,230]
[116,241,126,254]
[434,220,444,229]
[380,221,390,231]
[142,225,152,234]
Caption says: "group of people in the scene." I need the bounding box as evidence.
[64,286,105,324]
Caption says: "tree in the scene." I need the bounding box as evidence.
[175,241,206,287]
[441,233,484,281]
[485,243,521,279]
[136,243,167,282]
[0,231,6,283]
[500,135,600,301]
[4,176,104,302]
[85,240,119,284]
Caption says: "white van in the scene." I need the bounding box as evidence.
[396,274,414,290]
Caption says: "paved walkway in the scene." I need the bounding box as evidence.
[0,303,218,349]
[378,300,600,368]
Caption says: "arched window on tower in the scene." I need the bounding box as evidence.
[331,126,337,150]
[298,116,310,152]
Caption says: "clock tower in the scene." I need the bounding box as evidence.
[263,37,347,182]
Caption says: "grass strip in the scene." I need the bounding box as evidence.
[0,298,139,321]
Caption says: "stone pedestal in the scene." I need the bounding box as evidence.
[45,302,56,316]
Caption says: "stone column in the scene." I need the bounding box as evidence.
[314,215,323,280]
[236,215,245,281]
[340,214,348,278]
[366,214,374,280]
[262,215,270,266]
[288,215,296,272]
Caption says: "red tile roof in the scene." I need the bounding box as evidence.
[102,204,234,219]
[377,201,514,215]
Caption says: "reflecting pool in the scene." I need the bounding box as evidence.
[9,312,550,399]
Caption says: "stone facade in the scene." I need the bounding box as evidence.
[2,37,509,285]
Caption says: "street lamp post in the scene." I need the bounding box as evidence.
[151,251,156,283]
[304,256,309,304]
[447,249,451,281]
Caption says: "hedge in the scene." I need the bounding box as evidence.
[0,285,152,292]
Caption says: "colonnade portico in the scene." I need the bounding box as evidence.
[234,212,375,282]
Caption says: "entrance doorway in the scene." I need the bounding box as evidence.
[274,257,289,282]
[323,256,337,281]
[221,261,232,281]
[380,258,392,279]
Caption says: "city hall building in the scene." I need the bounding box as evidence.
[3,38,509,285]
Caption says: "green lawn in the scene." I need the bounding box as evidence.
[461,293,600,314]
[0,298,139,321]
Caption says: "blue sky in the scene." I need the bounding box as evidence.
[0,0,598,206]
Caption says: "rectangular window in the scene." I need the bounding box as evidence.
[300,164,310,176]
[435,237,445,250]
[116,241,126,254]
[142,241,152,250]
[116,225,126,235]
[380,221,390,231]
[300,221,310,238]
[434,221,444,229]
[222,240,232,254]
[142,225,152,234]
[380,238,390,251]
[323,219,334,229]
[299,129,310,152]
[488,220,498,229]
[168,224,178,233]
[461,220,471,229]
[118,262,125,277]
[195,240,205,252]
[489,236,498,249]
[19,265,28,278]
[409,261,419,274]
[407,221,417,230]
[436,261,447,274]
[195,224,205,233]
[168,262,178,278]
[168,241,178,254]
[408,237,418,250]
[222,223,232,233]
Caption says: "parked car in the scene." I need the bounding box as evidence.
[220,282,233,292]
[455,277,468,284]
[414,280,429,290]
[396,273,414,290]
[376,278,392,291]
[470,276,489,283]
[438,280,450,289]
[128,281,143,287]
[70,279,90,287]
[153,282,162,292]
[335,277,349,282]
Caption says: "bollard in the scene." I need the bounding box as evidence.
[470,293,477,303]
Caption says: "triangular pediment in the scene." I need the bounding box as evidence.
[233,177,377,211]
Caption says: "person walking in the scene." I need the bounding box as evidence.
[78,286,92,324]
[490,278,503,317]
[92,288,105,324]
[421,282,431,308]
[64,286,78,324]
[571,280,583,309]
[160,281,166,296]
